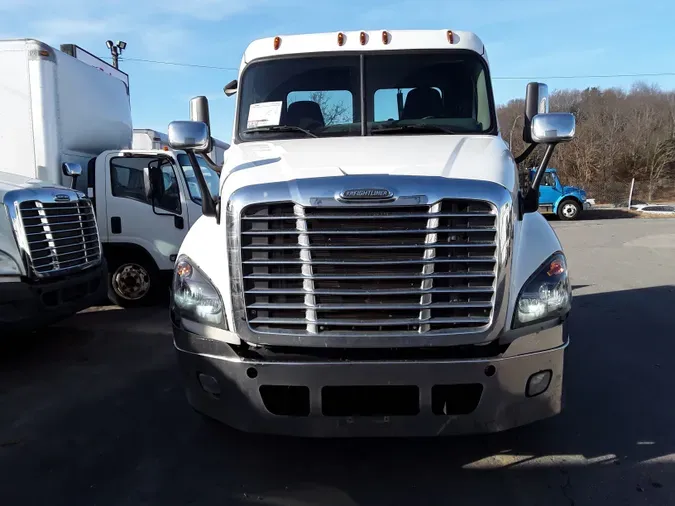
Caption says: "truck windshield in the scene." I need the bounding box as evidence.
[237,50,495,142]
[177,154,219,203]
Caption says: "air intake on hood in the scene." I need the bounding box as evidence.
[239,199,498,337]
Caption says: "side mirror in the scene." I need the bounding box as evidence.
[62,162,82,189]
[223,79,238,97]
[168,119,217,218]
[530,113,576,144]
[522,113,577,216]
[523,82,549,143]
[188,96,212,153]
[142,165,161,201]
[168,121,210,152]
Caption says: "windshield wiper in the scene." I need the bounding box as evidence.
[371,124,461,135]
[243,125,317,138]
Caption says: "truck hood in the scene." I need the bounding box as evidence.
[0,171,70,198]
[221,135,517,197]
[562,185,586,198]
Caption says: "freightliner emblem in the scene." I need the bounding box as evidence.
[54,194,71,202]
[340,188,393,200]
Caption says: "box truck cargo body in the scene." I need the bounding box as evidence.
[0,39,132,192]
[0,39,223,308]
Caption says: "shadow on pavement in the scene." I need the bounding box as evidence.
[544,208,640,221]
[1,286,674,505]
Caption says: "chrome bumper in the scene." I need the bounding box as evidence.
[174,323,568,437]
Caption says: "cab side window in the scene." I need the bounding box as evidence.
[542,173,556,187]
[110,156,181,214]
[156,162,181,214]
[110,159,149,204]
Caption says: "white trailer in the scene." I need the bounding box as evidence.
[0,39,221,307]
[132,129,170,150]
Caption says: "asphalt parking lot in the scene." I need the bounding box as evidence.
[1,217,674,505]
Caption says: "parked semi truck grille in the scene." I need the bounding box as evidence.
[240,200,498,336]
[19,199,101,276]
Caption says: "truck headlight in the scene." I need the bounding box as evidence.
[171,256,225,328]
[0,250,21,276]
[514,253,571,328]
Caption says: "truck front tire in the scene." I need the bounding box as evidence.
[107,257,159,308]
[557,199,581,221]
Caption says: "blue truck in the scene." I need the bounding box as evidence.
[529,167,589,220]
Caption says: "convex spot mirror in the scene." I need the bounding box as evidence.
[168,121,210,152]
[530,113,576,144]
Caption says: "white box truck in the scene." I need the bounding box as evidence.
[0,39,226,307]
[167,29,576,437]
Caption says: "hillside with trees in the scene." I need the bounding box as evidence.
[498,84,675,204]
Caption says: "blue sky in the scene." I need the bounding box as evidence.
[1,0,673,141]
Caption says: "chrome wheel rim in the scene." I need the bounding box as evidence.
[562,203,577,218]
[112,263,151,301]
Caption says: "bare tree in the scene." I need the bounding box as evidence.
[308,91,351,125]
[497,83,675,203]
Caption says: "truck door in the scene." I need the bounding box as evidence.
[102,153,189,271]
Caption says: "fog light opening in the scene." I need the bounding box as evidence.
[484,365,496,377]
[246,367,258,379]
[526,370,552,397]
[198,373,221,397]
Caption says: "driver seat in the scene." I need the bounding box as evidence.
[402,87,443,120]
[286,101,325,129]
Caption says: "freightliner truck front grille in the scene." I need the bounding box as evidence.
[18,198,101,277]
[239,199,498,337]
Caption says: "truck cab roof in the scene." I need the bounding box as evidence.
[243,29,488,66]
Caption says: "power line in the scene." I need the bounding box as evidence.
[493,72,675,81]
[118,56,239,71]
[104,55,675,80]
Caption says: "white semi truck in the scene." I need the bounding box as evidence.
[0,169,107,333]
[168,29,575,437]
[0,39,226,307]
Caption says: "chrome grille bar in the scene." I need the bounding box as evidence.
[242,242,497,250]
[419,202,441,333]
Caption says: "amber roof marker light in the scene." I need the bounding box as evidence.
[382,31,390,45]
[447,30,454,44]
[273,36,281,50]
[360,31,367,45]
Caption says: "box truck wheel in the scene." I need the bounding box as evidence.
[108,257,159,308]
[557,199,581,221]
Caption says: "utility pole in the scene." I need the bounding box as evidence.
[106,40,127,69]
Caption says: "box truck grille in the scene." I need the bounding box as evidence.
[240,200,497,336]
[19,199,101,276]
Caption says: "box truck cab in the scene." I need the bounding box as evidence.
[89,148,221,305]
[0,39,228,307]
[529,167,588,220]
